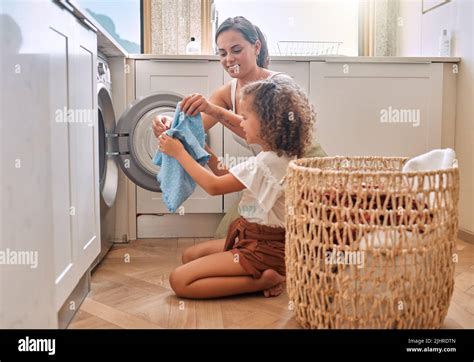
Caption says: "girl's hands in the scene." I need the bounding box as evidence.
[158,133,185,159]
[181,93,216,117]
[152,115,172,138]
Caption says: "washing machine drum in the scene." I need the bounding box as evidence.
[98,84,118,207]
[115,92,184,193]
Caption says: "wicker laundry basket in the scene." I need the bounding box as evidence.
[285,156,459,329]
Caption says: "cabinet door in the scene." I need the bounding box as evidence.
[135,60,224,213]
[47,4,75,310]
[51,8,100,310]
[1,0,59,328]
[310,61,444,157]
[222,61,310,211]
[68,17,100,297]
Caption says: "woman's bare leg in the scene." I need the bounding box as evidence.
[181,238,225,264]
[170,251,284,299]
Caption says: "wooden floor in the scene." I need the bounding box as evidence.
[69,237,474,329]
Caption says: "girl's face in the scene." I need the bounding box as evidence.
[239,95,262,145]
[217,30,261,78]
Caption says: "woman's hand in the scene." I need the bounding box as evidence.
[152,115,172,138]
[158,133,185,159]
[181,93,216,117]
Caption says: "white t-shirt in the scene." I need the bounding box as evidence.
[229,151,294,227]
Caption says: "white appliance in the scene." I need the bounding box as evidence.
[92,54,119,269]
[129,59,225,239]
[93,56,196,265]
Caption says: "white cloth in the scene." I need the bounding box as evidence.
[402,148,456,173]
[229,151,293,227]
[402,148,456,206]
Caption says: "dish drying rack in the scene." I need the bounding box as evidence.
[272,41,343,56]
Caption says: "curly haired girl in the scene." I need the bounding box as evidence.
[158,76,315,298]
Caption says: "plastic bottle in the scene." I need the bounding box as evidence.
[438,29,451,57]
[186,37,201,55]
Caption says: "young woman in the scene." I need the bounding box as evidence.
[152,16,327,234]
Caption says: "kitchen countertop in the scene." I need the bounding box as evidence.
[129,54,461,63]
[65,1,460,64]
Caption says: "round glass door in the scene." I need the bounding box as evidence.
[132,106,176,176]
[115,92,183,192]
[98,85,119,207]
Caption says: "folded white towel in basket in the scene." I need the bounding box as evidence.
[403,148,457,206]
[402,148,456,173]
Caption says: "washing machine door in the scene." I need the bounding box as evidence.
[98,84,119,207]
[115,92,183,192]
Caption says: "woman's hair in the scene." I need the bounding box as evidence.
[241,76,315,158]
[215,16,269,69]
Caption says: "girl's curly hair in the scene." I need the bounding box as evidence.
[241,76,315,158]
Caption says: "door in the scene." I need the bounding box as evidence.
[132,60,224,214]
[95,79,119,269]
[310,61,445,157]
[46,2,100,311]
[97,82,119,207]
[114,91,182,193]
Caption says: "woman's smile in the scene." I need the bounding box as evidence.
[228,64,240,74]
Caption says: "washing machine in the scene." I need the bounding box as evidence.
[92,54,186,268]
[92,54,119,269]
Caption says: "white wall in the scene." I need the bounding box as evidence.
[214,0,359,56]
[398,0,474,234]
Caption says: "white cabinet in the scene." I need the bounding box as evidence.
[310,61,456,157]
[1,0,59,328]
[134,60,224,213]
[46,2,100,311]
[269,60,310,93]
[0,0,100,327]
[55,11,100,311]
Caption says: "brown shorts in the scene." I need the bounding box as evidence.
[224,217,286,279]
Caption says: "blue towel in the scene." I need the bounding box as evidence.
[152,104,210,212]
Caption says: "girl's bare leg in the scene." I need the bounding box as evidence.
[170,251,284,299]
[181,238,226,264]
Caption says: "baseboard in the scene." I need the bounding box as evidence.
[57,270,90,329]
[134,214,474,243]
[458,228,474,244]
[137,213,224,238]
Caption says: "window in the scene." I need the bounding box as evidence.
[213,0,359,56]
[76,0,141,53]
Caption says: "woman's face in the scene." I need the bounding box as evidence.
[239,95,262,145]
[217,30,260,78]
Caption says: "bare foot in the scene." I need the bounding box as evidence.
[260,269,285,297]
